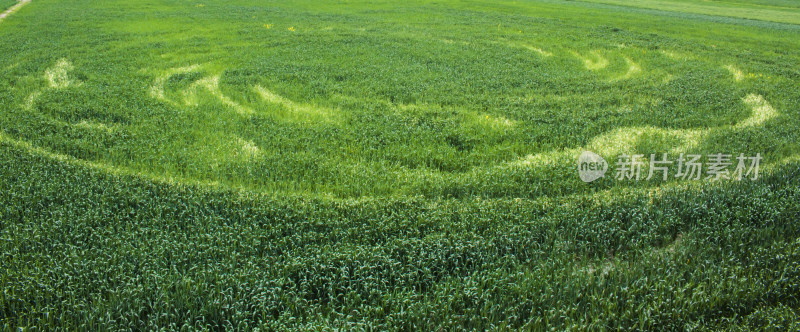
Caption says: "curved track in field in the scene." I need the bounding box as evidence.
[0,0,30,23]
[0,2,791,198]
[3,47,787,199]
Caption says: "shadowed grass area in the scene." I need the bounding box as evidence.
[0,0,799,329]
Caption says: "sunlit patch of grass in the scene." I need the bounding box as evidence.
[189,74,254,115]
[659,49,695,61]
[617,55,641,80]
[588,126,702,156]
[253,85,340,123]
[499,38,553,57]
[44,59,80,89]
[571,49,609,70]
[22,91,41,110]
[150,64,203,102]
[473,112,515,129]
[737,94,778,128]
[726,64,745,81]
[74,120,115,133]
[233,135,261,158]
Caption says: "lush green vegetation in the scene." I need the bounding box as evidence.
[2,0,798,198]
[0,0,18,12]
[1,0,798,329]
[580,0,800,24]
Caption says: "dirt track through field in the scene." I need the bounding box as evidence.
[0,0,31,23]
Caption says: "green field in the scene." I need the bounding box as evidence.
[0,0,18,12]
[1,0,799,330]
[580,0,800,24]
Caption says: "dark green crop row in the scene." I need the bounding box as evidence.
[1,143,798,330]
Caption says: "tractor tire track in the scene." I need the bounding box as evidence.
[0,0,31,23]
